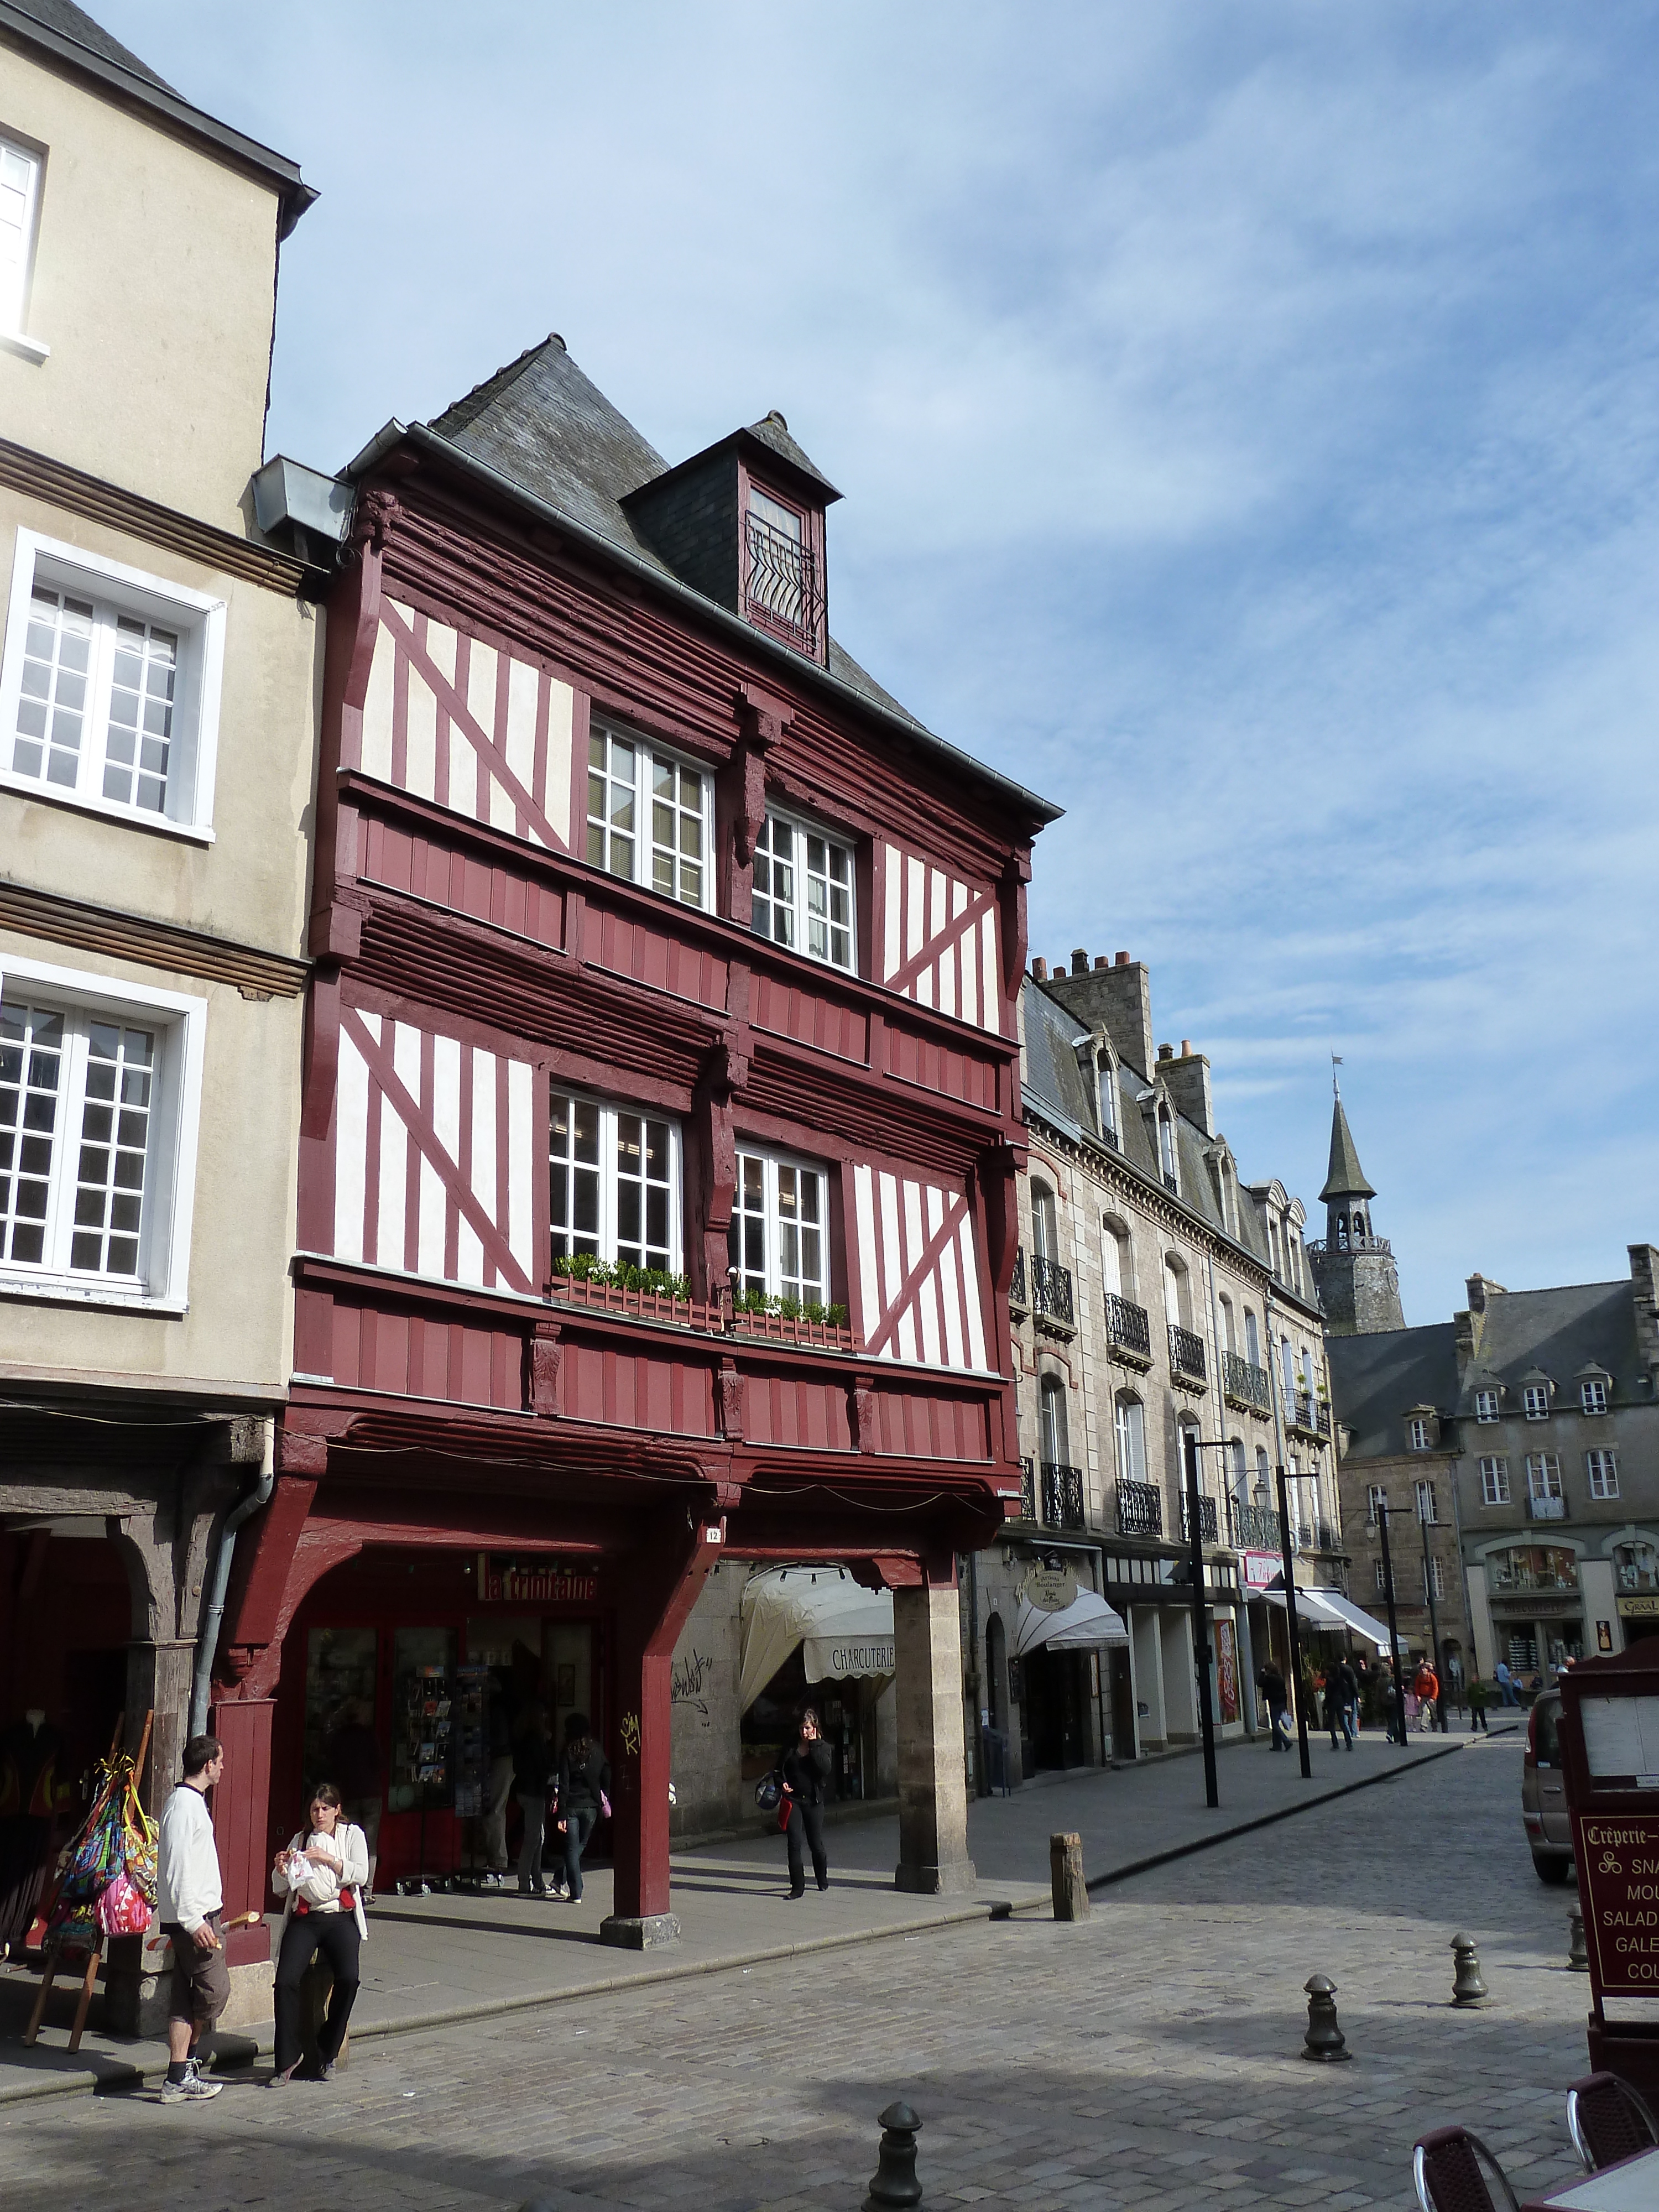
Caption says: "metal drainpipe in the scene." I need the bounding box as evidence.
[189,1418,275,1739]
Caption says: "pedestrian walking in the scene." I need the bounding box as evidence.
[322,1698,382,1903]
[513,1704,555,1897]
[1412,1658,1441,1733]
[1257,1662,1291,1752]
[1330,1657,1359,1751]
[155,1734,229,2104]
[1495,1658,1521,1707]
[1468,1676,1490,1733]
[479,1675,515,1879]
[552,1712,611,1905]
[781,1705,834,1897]
[269,1781,369,2085]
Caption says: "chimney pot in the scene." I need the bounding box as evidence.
[1031,957,1048,981]
[1180,1040,1191,1057]
[1094,955,1109,970]
[1157,1042,1173,1061]
[1115,951,1129,967]
[1072,948,1088,975]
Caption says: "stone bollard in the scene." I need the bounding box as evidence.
[1050,1832,1090,1922]
[864,2100,924,2211]
[1301,1974,1350,2062]
[1569,1899,1589,1974]
[1451,1933,1489,2007]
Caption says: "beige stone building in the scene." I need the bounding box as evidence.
[964,951,1344,1785]
[0,0,322,1979]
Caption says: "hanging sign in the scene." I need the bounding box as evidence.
[476,1554,599,1605]
[1241,1552,1282,1591]
[1021,1563,1079,1614]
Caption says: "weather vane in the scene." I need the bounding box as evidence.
[1331,1052,1343,1098]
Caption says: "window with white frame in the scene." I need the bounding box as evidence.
[728,1145,830,1308]
[1,136,43,341]
[1416,1478,1438,1524]
[1407,1415,1431,1452]
[1097,1055,1119,1147]
[1475,1388,1500,1423]
[585,723,711,911]
[1523,1381,1551,1421]
[1367,1482,1388,1524]
[1244,1307,1261,1365]
[1157,1105,1178,1193]
[750,808,854,972]
[1114,1391,1147,1485]
[1424,1556,1446,1600]
[1374,1559,1388,1593]
[1582,1376,1609,1416]
[1587,1448,1620,1500]
[1480,1455,1511,1505]
[0,533,225,835]
[549,1092,680,1277]
[0,956,202,1307]
[1526,1452,1563,1502]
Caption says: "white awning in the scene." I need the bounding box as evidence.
[1012,1589,1129,1658]
[738,1566,895,1709]
[1262,1584,1392,1653]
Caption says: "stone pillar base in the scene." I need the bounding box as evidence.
[894,1855,976,1897]
[599,1911,680,1949]
[218,1958,275,2034]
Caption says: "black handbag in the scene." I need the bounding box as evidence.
[754,1769,782,1812]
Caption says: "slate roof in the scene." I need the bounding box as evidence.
[7,0,169,84]
[1325,1324,1462,1461]
[1320,1097,1375,1202]
[399,336,1061,821]
[1457,1281,1642,1413]
[1021,977,1309,1300]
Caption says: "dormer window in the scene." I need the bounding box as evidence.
[1581,1376,1609,1416]
[1157,1105,1178,1195]
[1097,1056,1119,1149]
[1475,1388,1500,1423]
[1407,1414,1432,1452]
[1523,1381,1551,1421]
[744,485,821,656]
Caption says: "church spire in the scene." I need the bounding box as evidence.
[1308,1084,1404,1334]
[1320,1095,1376,1204]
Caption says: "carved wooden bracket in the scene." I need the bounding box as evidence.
[717,1360,746,1442]
[849,1374,878,1454]
[529,1319,563,1418]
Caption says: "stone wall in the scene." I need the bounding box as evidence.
[667,1563,744,1839]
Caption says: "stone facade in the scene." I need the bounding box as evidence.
[962,952,1340,1786]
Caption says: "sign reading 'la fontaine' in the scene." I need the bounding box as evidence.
[476,1554,599,1605]
[1577,1814,1659,1992]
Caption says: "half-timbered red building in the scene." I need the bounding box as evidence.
[209,338,1057,1953]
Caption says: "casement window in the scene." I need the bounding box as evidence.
[1157,1107,1178,1195]
[1475,1389,1500,1423]
[744,485,819,653]
[1522,1383,1551,1421]
[1525,1453,1563,1502]
[1374,1559,1388,1594]
[549,1091,680,1275]
[1587,1449,1620,1501]
[1244,1308,1261,1365]
[1407,1415,1431,1452]
[1582,1377,1609,1416]
[1367,1483,1389,1525]
[1,135,44,346]
[728,1145,830,1306]
[1423,1557,1446,1600]
[1097,1056,1119,1148]
[0,533,224,836]
[585,723,711,911]
[0,956,202,1309]
[1480,1456,1511,1505]
[1040,1376,1071,1465]
[1416,1479,1438,1525]
[750,808,854,972]
[1113,1392,1147,1485]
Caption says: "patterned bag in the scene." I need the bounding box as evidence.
[95,1871,152,1937]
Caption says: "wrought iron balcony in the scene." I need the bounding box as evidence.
[744,513,823,656]
[1019,1455,1037,1521]
[1307,1234,1393,1256]
[1180,1490,1219,1545]
[1040,1461,1086,1532]
[1290,1518,1344,1553]
[1031,1254,1075,1329]
[1222,1351,1272,1416]
[1009,1248,1029,1311]
[1117,1479,1162,1537]
[1104,1292,1151,1364]
[1168,1323,1207,1386]
[1288,1393,1332,1441]
[1227,1497,1282,1551]
[1162,1171,1179,1196]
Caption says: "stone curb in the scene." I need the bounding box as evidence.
[0,1724,1516,2106]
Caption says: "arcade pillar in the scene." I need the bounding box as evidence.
[893,1567,976,1896]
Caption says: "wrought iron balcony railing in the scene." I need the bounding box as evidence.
[1227,1497,1282,1552]
[1289,1518,1344,1553]
[1019,1455,1037,1521]
[1104,1293,1151,1363]
[1307,1234,1393,1257]
[1168,1323,1207,1385]
[1288,1393,1333,1439]
[1040,1461,1086,1532]
[1222,1351,1272,1416]
[1117,1479,1163,1537]
[1009,1248,1028,1311]
[1180,1491,1219,1545]
[744,513,824,656]
[1031,1254,1075,1329]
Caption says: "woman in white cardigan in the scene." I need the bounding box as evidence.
[269,1781,370,2084]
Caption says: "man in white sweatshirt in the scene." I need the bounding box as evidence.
[155,1734,229,2104]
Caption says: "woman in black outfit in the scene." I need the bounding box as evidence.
[552,1713,610,1904]
[781,1705,833,1899]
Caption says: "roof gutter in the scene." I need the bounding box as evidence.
[344,419,1063,829]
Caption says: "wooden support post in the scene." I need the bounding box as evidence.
[1050,1832,1090,1921]
[67,1942,101,2053]
[23,1948,58,2046]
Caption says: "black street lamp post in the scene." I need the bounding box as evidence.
[1420,1496,1448,1734]
[1274,1460,1313,1780]
[1182,1429,1220,1811]
[1376,1501,1411,1748]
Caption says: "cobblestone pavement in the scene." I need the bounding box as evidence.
[0,1734,1595,2211]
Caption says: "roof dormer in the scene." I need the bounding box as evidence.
[621,411,839,666]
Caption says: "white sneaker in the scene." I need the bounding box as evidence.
[159,2072,222,2103]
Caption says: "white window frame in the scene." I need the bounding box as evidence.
[750,804,855,974]
[585,719,714,914]
[1525,1452,1563,1502]
[0,134,48,362]
[1416,1478,1438,1525]
[547,1089,682,1278]
[1425,1556,1446,1600]
[0,951,203,1312]
[1114,1392,1147,1485]
[1582,1377,1609,1416]
[1097,1053,1119,1146]
[1474,1388,1499,1423]
[728,1142,832,1308]
[1480,1455,1510,1505]
[1407,1415,1431,1452]
[1367,1483,1389,1525]
[1587,1448,1620,1501]
[1374,1559,1388,1593]
[0,531,225,840]
[1522,1383,1551,1421]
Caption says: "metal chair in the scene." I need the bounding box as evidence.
[1412,2126,1522,2212]
[1566,2071,1659,2173]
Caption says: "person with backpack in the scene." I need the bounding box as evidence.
[552,1713,611,1905]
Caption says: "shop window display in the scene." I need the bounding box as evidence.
[392,1626,458,1813]
[303,1626,377,1791]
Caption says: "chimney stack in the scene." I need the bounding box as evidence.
[1164,1040,1214,1138]
[1044,951,1155,1076]
[1031,957,1048,982]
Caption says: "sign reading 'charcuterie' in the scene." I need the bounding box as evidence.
[1576,1814,1659,1993]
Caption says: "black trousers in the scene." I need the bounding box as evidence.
[785,1800,828,1893]
[274,1911,361,2073]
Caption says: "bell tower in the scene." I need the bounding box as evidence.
[1307,1073,1405,1335]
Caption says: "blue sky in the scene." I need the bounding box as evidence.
[98,2,1659,1324]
